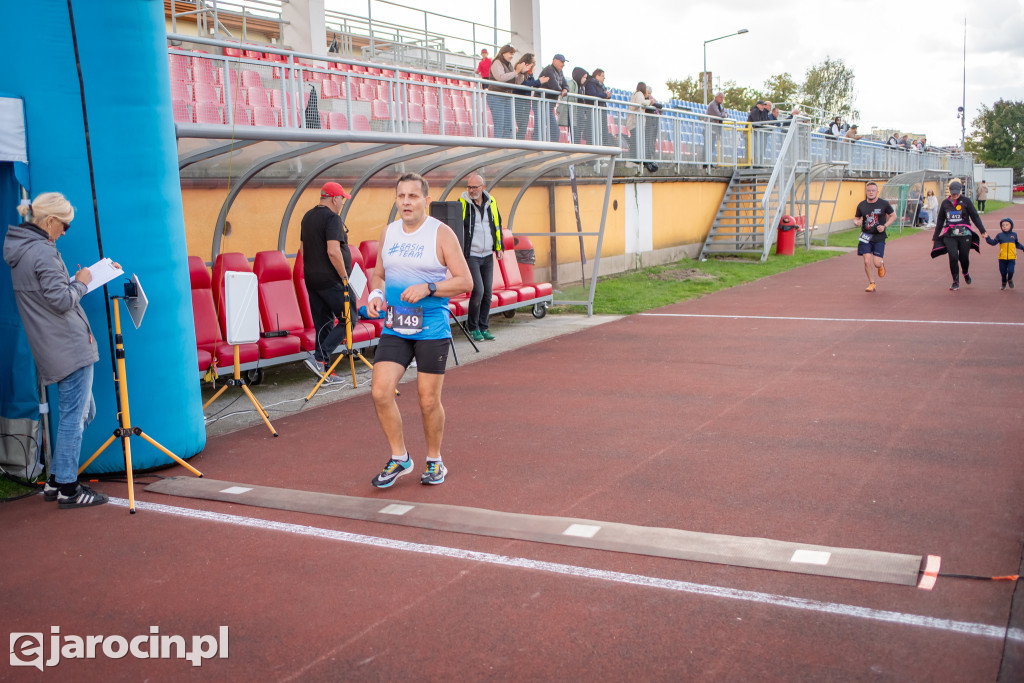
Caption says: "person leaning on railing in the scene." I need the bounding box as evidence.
[512,53,548,141]
[487,44,525,139]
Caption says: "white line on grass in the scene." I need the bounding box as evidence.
[640,313,1024,326]
[111,498,1021,643]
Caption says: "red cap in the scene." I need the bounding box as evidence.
[321,181,350,199]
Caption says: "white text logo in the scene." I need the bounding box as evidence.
[10,626,228,670]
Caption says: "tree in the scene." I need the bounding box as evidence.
[762,72,799,108]
[722,81,761,113]
[665,76,703,104]
[969,99,1024,180]
[801,57,858,120]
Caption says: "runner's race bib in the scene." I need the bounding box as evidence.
[385,305,423,335]
[858,232,872,243]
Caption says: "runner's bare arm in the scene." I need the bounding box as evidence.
[367,224,389,316]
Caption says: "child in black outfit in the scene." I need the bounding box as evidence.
[985,217,1022,290]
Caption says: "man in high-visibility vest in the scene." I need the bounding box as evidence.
[458,173,504,341]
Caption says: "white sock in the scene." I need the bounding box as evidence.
[393,453,409,462]
[426,456,442,463]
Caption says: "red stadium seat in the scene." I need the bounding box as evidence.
[252,251,309,357]
[321,80,343,99]
[246,86,270,108]
[352,115,370,131]
[328,112,348,130]
[232,104,253,126]
[407,102,424,123]
[190,255,258,369]
[371,99,390,121]
[358,240,379,272]
[240,70,263,88]
[192,82,219,103]
[172,99,191,123]
[496,249,537,302]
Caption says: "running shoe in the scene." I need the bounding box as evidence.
[1010,280,1015,289]
[950,281,960,291]
[865,282,876,292]
[421,460,448,485]
[877,263,886,278]
[58,483,108,509]
[303,354,327,378]
[964,273,972,285]
[481,330,496,341]
[371,456,413,488]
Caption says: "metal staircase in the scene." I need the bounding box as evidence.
[700,119,813,262]
[699,169,773,259]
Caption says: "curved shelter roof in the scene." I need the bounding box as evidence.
[176,124,622,313]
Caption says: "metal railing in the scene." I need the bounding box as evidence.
[169,0,286,43]
[168,36,974,178]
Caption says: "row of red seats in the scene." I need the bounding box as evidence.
[189,239,551,376]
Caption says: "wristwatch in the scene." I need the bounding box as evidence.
[427,282,437,297]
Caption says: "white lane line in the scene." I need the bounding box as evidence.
[640,313,1024,327]
[113,498,1018,642]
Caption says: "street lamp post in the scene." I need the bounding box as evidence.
[703,29,749,108]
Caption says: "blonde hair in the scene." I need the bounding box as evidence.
[17,192,75,226]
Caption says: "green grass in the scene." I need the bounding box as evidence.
[551,226,928,317]
[552,247,842,316]
[812,226,924,249]
[0,474,37,500]
[982,199,1013,214]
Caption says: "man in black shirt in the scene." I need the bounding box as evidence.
[538,54,569,141]
[300,181,354,381]
[853,181,895,292]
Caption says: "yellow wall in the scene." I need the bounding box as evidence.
[181,177,884,266]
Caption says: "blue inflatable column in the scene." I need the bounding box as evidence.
[0,0,206,472]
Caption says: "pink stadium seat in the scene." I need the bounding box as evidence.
[240,70,262,88]
[252,251,308,357]
[409,89,424,106]
[168,53,191,81]
[246,86,270,108]
[193,102,224,124]
[356,82,374,101]
[192,82,219,103]
[454,108,472,136]
[496,249,537,302]
[491,253,517,307]
[351,64,367,74]
[171,79,189,100]
[321,80,343,99]
[252,106,281,127]
[223,47,243,58]
[191,61,216,84]
[371,99,390,121]
[407,102,424,122]
[172,99,191,123]
[328,112,348,130]
[232,104,253,126]
[352,114,370,131]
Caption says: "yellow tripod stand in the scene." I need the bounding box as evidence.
[203,344,278,437]
[78,296,203,513]
[305,278,374,401]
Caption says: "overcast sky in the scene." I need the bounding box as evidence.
[336,0,1024,147]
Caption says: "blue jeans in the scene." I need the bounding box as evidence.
[53,364,96,485]
[466,254,493,332]
[487,93,513,138]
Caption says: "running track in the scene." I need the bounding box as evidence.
[2,224,1022,681]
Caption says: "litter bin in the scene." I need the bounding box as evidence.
[776,215,797,256]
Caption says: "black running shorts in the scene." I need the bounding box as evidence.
[375,334,450,374]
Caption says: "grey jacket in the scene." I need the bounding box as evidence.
[4,223,99,385]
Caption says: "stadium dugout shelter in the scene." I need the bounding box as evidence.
[878,169,952,230]
[0,1,619,476]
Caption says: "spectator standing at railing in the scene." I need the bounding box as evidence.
[487,44,524,139]
[538,54,569,142]
[844,125,864,140]
[626,82,652,162]
[585,68,613,145]
[458,172,504,342]
[829,116,843,137]
[887,132,900,146]
[476,48,491,87]
[513,53,548,141]
[706,92,727,162]
[569,67,591,144]
[747,100,769,122]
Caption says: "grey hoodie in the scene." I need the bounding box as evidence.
[4,223,99,385]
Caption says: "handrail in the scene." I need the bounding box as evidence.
[759,120,808,259]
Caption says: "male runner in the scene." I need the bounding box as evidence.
[366,173,472,488]
[853,182,895,292]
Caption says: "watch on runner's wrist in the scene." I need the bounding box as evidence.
[427,282,437,296]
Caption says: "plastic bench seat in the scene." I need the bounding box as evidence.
[252,251,309,358]
[190,255,257,372]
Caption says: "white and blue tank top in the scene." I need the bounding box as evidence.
[380,216,451,340]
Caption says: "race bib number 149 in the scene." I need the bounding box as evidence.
[385,305,423,335]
